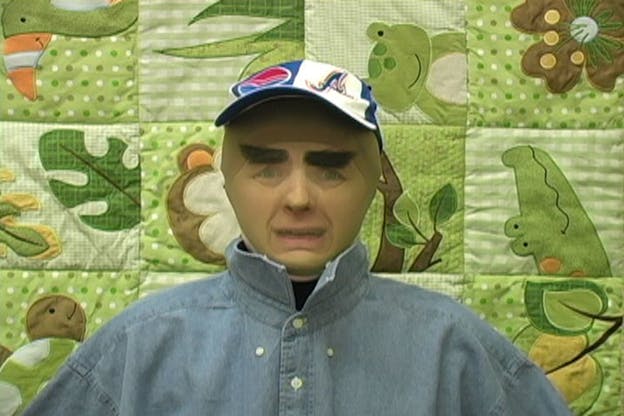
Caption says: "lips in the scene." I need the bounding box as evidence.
[275,228,325,237]
[274,227,326,249]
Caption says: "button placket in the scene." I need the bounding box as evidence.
[278,315,310,414]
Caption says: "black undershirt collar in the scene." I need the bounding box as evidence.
[291,279,319,311]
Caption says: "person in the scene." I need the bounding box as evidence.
[24,59,572,415]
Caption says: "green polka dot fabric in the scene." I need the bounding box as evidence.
[2,34,137,123]
[0,0,622,414]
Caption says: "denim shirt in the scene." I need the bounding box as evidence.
[25,239,571,415]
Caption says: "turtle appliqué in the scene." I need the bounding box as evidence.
[0,294,86,415]
[366,22,467,125]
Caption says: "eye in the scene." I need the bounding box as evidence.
[377,30,384,37]
[321,169,345,181]
[48,308,56,314]
[254,166,280,179]
[20,17,27,23]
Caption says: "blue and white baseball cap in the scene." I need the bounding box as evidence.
[215,59,383,149]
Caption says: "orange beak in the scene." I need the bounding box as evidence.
[3,33,52,101]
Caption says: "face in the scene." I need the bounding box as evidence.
[222,99,381,278]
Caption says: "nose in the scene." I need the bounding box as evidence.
[283,169,312,211]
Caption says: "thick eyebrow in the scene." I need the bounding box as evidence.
[239,144,288,164]
[304,150,355,168]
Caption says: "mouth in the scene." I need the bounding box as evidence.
[274,228,326,248]
[275,228,325,238]
[66,302,77,320]
[407,54,422,89]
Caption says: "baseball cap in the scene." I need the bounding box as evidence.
[214,59,384,149]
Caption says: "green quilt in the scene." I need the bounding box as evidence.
[0,0,622,414]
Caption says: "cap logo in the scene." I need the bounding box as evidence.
[306,71,357,99]
[236,66,292,95]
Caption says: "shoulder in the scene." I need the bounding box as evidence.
[123,272,232,321]
[107,272,231,329]
[69,272,232,367]
[366,275,531,372]
[365,276,568,413]
[366,274,473,322]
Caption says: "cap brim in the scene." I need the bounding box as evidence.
[214,86,377,131]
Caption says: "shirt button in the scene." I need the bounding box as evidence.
[326,347,334,357]
[290,376,303,391]
[292,318,305,329]
[255,347,265,357]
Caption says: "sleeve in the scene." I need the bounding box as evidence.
[22,360,119,416]
[491,361,573,416]
[446,306,573,416]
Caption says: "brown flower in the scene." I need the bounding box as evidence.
[511,0,624,93]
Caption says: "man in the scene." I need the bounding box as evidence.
[25,60,571,415]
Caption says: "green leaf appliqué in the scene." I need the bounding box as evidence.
[393,191,420,229]
[428,183,457,227]
[39,129,140,231]
[0,224,49,256]
[525,280,608,336]
[543,289,604,332]
[385,223,421,249]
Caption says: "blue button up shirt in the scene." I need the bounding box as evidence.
[25,240,571,415]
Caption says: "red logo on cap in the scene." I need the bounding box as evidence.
[236,66,292,95]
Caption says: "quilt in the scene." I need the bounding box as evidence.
[0,0,622,414]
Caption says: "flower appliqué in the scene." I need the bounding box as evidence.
[511,0,624,93]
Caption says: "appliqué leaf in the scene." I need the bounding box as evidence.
[39,129,140,231]
[386,223,421,249]
[393,191,420,228]
[428,183,457,226]
[0,224,49,257]
[525,280,608,336]
[0,202,20,219]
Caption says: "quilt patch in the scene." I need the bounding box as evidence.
[0,0,621,414]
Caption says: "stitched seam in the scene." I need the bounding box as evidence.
[66,360,120,415]
[486,358,532,416]
[487,393,506,416]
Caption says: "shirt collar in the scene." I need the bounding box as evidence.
[224,238,371,325]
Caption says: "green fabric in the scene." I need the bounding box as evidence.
[1,0,137,38]
[465,276,622,414]
[0,0,621,414]
[0,338,80,414]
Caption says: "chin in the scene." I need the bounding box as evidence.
[283,263,325,276]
